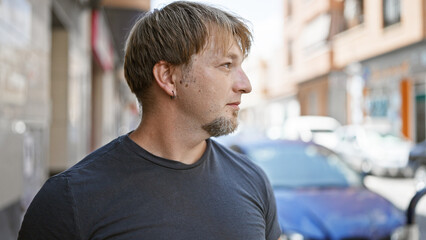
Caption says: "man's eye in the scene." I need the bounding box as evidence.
[222,63,231,68]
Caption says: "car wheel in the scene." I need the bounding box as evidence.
[414,165,426,190]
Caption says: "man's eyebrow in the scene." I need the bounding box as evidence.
[225,52,242,61]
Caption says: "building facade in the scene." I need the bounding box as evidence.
[271,0,426,141]
[0,0,149,238]
[332,0,425,140]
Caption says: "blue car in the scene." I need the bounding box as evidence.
[228,139,405,240]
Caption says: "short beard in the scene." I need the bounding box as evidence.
[202,111,239,137]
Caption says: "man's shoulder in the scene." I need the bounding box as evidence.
[209,139,266,178]
[19,135,129,240]
[209,138,247,161]
[54,135,128,180]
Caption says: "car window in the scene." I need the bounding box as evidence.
[246,143,362,189]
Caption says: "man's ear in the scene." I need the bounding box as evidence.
[152,61,177,98]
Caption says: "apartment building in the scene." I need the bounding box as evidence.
[274,0,426,141]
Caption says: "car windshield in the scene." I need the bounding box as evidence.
[246,142,363,189]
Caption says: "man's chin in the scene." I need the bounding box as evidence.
[202,116,238,137]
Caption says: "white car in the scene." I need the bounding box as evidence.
[281,116,341,149]
[334,125,413,177]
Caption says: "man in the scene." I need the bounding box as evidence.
[18,1,281,239]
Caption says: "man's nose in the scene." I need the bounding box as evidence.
[234,68,252,94]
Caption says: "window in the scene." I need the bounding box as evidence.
[343,0,364,29]
[301,14,331,51]
[383,0,401,27]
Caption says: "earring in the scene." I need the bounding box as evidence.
[170,91,176,100]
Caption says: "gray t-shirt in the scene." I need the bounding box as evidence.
[18,134,281,240]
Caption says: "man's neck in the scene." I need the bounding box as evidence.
[129,114,208,165]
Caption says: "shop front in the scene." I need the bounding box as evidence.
[360,41,426,142]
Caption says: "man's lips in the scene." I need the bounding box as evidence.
[227,102,240,110]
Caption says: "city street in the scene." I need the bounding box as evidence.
[1,0,426,239]
[364,176,426,238]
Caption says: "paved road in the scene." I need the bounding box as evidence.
[364,176,426,239]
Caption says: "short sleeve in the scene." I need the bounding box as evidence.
[18,175,80,240]
[263,174,282,240]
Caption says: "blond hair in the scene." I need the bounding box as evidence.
[124,1,252,106]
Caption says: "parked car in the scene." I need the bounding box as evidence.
[281,116,341,149]
[226,138,405,240]
[334,125,413,177]
[408,140,426,189]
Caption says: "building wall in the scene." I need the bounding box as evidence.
[0,0,51,210]
[0,0,51,238]
[359,41,426,140]
[298,76,329,116]
[66,9,92,166]
[282,0,340,84]
[275,0,426,132]
[333,0,425,68]
[49,0,92,174]
[275,0,344,121]
[91,65,119,150]
[0,0,92,238]
[0,0,147,238]
[49,28,70,172]
[330,0,426,139]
